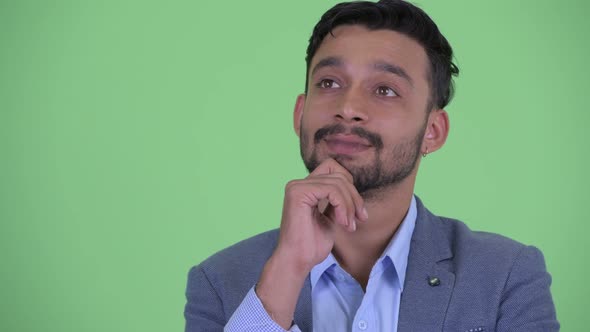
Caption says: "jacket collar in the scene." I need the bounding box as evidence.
[397,196,455,330]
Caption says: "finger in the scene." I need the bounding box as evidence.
[308,158,354,184]
[309,180,356,230]
[318,198,329,215]
[312,173,368,223]
[286,179,354,230]
[323,204,356,232]
[305,178,359,231]
[308,159,365,222]
[322,189,357,232]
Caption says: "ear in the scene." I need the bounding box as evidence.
[293,94,306,137]
[422,109,450,155]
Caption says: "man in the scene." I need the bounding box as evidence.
[184,1,559,331]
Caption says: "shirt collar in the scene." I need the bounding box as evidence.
[310,253,336,289]
[310,195,417,290]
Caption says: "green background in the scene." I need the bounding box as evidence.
[1,0,588,330]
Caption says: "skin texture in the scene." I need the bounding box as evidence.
[256,25,450,329]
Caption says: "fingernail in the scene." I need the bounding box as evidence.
[362,207,369,220]
[350,219,357,231]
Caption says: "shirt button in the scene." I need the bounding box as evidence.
[358,320,368,330]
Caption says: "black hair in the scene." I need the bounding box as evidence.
[305,0,459,110]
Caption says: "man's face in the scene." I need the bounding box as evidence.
[295,25,433,197]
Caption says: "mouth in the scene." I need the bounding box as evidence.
[323,134,372,155]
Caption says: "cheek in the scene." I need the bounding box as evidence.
[305,96,339,120]
[374,120,407,140]
[375,120,423,148]
[299,110,329,140]
[299,122,315,150]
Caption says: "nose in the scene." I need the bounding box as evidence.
[336,87,369,123]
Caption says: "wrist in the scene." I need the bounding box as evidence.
[256,251,309,329]
[274,245,317,276]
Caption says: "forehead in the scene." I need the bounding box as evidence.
[310,25,430,86]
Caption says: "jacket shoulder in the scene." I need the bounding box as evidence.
[439,216,528,257]
[436,216,558,330]
[186,229,280,321]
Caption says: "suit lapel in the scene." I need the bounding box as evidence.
[398,197,455,331]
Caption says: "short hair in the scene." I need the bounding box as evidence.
[305,0,459,110]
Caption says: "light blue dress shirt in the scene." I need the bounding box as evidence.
[225,196,417,332]
[310,196,416,332]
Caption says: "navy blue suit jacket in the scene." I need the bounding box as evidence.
[185,198,559,331]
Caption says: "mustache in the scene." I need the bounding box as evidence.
[313,123,383,150]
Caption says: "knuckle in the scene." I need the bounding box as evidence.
[285,180,302,193]
[332,172,347,181]
[328,182,344,195]
[335,170,353,182]
[332,174,350,186]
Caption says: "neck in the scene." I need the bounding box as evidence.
[331,179,415,289]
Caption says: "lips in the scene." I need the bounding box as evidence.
[324,134,372,155]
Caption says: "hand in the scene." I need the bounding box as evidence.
[276,157,369,272]
[256,158,368,329]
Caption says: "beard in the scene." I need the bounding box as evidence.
[300,121,426,198]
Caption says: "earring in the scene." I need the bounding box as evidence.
[422,147,429,158]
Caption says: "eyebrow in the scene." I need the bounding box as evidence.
[311,56,343,77]
[310,56,414,87]
[374,61,414,87]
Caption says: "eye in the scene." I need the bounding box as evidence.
[316,79,341,89]
[376,86,398,97]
